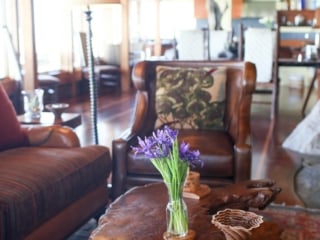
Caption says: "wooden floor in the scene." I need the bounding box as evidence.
[64,84,318,209]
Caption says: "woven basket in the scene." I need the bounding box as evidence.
[211,208,263,240]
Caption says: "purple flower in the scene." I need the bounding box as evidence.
[179,141,202,167]
[153,126,178,146]
[132,125,203,168]
[163,125,179,142]
[132,136,168,158]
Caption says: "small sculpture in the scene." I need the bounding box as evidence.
[206,0,229,30]
[212,208,263,240]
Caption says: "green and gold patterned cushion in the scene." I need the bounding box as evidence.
[155,66,226,130]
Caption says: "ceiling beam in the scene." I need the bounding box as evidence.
[70,0,120,5]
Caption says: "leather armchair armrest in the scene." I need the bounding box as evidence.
[235,61,256,144]
[111,90,149,199]
[22,125,80,148]
[234,143,251,182]
[226,62,256,146]
[232,62,256,183]
[111,138,129,200]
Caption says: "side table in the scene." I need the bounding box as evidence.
[17,112,82,129]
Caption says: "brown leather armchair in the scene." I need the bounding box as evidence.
[112,60,256,199]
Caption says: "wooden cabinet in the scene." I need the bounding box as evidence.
[277,10,315,27]
[276,10,317,58]
[273,10,320,118]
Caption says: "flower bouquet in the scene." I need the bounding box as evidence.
[132,125,202,238]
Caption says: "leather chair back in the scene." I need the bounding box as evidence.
[111,60,256,199]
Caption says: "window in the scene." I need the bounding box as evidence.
[72,4,122,66]
[34,0,65,72]
[129,0,195,60]
[0,0,21,79]
[130,0,195,41]
[34,2,122,72]
[1,0,196,78]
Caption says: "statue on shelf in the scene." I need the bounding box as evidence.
[206,0,229,30]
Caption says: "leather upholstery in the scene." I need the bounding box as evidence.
[0,145,109,240]
[24,125,80,147]
[0,82,28,150]
[112,60,256,200]
[0,78,21,113]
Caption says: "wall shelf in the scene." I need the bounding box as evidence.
[280,26,320,33]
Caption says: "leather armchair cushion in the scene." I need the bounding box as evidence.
[155,66,227,130]
[0,145,110,240]
[0,83,29,151]
[128,129,233,178]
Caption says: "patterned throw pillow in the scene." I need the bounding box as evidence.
[155,66,226,130]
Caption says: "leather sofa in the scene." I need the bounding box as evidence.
[0,78,22,114]
[112,60,256,199]
[0,83,111,240]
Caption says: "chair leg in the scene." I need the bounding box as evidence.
[301,69,318,118]
[271,77,280,120]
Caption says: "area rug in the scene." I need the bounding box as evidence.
[67,218,97,240]
[252,203,320,240]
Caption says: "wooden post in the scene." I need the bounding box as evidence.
[120,0,130,92]
[20,0,38,90]
[154,0,161,57]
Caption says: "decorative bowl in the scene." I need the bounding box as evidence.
[45,103,70,121]
[211,208,263,240]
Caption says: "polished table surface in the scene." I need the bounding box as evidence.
[90,181,282,240]
[18,112,82,129]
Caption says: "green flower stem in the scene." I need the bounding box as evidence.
[165,182,188,236]
[151,139,189,236]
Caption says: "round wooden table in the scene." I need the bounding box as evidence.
[18,112,81,129]
[89,181,282,240]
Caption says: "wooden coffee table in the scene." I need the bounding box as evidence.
[18,112,81,129]
[89,181,282,240]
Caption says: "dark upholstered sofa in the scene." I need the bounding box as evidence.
[112,60,256,199]
[0,83,111,240]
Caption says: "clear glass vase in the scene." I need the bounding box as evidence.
[21,88,44,119]
[164,182,188,239]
